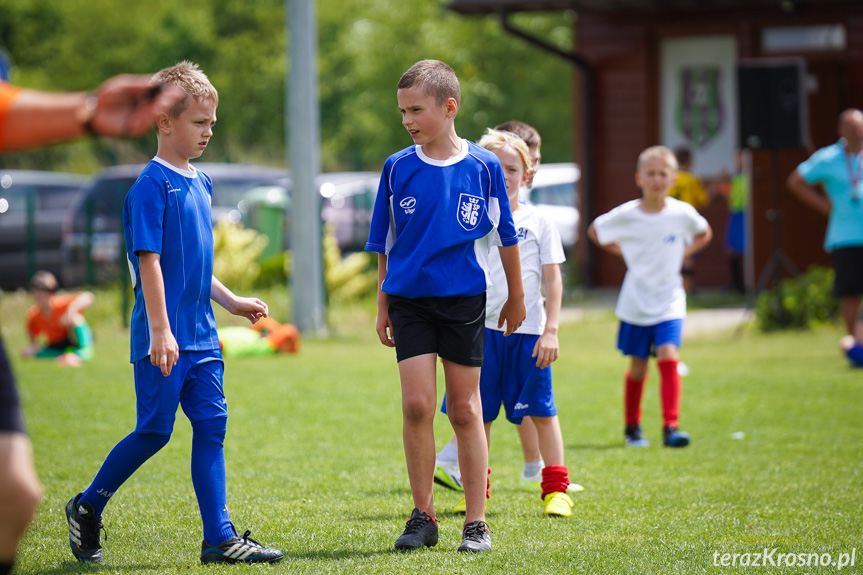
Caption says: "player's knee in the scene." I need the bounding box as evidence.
[192,417,227,445]
[0,474,41,530]
[402,396,434,424]
[447,402,481,429]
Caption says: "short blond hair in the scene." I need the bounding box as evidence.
[152,61,218,117]
[397,59,460,107]
[478,128,532,174]
[637,145,678,172]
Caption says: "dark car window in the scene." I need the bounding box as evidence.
[72,176,136,233]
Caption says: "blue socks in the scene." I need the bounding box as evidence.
[79,418,234,545]
[80,431,170,518]
[191,417,235,545]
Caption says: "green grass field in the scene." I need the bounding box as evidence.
[3,288,861,574]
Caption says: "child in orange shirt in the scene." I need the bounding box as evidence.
[21,271,94,366]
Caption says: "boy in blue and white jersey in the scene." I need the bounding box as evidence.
[366,59,526,554]
[64,61,282,566]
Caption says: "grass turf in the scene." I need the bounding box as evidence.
[3,288,861,574]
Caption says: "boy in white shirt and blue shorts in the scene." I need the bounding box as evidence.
[588,145,712,448]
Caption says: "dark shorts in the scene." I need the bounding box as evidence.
[387,293,486,366]
[617,319,683,359]
[0,337,25,434]
[832,247,863,296]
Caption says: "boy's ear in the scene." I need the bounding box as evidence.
[445,97,459,118]
[156,112,172,134]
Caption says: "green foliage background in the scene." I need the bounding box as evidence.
[0,0,574,174]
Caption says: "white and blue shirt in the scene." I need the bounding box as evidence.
[796,140,863,251]
[365,139,519,298]
[123,157,219,362]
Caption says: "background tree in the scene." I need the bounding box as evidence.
[0,0,573,173]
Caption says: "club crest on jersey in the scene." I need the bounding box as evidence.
[457,193,484,231]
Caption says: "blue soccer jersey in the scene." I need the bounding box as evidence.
[365,139,518,298]
[123,158,219,362]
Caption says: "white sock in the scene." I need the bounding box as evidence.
[523,460,544,478]
[437,441,459,463]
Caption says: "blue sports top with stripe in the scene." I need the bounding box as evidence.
[365,139,519,298]
[123,157,219,362]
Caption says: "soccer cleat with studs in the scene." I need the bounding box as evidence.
[394,508,439,550]
[65,493,105,563]
[457,520,491,553]
[200,530,284,564]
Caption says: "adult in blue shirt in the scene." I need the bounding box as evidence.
[788,108,863,337]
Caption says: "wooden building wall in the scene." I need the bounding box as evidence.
[575,6,863,290]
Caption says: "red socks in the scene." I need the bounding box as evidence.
[624,371,646,426]
[658,358,681,427]
[540,465,570,500]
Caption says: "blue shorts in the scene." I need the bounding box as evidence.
[134,349,227,435]
[617,319,683,359]
[441,329,556,425]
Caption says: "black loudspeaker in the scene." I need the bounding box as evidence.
[737,59,808,149]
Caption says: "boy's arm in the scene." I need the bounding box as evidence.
[138,251,179,377]
[533,263,562,369]
[211,276,268,324]
[497,244,526,336]
[684,224,713,258]
[375,253,394,347]
[61,291,95,324]
[587,222,624,259]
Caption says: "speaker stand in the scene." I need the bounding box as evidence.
[737,149,800,334]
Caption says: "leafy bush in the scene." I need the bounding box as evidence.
[213,221,268,291]
[755,265,838,332]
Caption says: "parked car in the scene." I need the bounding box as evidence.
[527,163,581,252]
[0,170,88,289]
[240,171,380,253]
[60,163,287,286]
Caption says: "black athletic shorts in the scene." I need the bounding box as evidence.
[0,337,25,434]
[832,246,863,297]
[388,293,486,366]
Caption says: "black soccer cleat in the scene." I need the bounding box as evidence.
[65,493,105,563]
[457,520,491,553]
[200,530,284,564]
[663,425,691,448]
[394,508,439,550]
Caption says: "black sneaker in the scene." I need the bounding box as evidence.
[65,493,105,563]
[200,530,284,564]
[457,520,491,553]
[394,508,438,550]
[624,424,649,447]
[663,425,691,448]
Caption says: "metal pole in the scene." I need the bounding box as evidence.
[287,0,325,335]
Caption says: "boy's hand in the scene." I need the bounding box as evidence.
[498,297,526,336]
[230,297,269,324]
[376,298,395,347]
[532,331,559,369]
[150,328,179,377]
